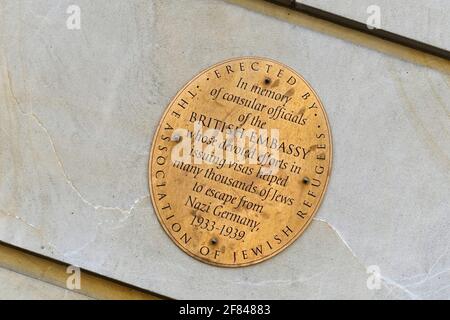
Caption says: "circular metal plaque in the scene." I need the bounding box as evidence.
[149,57,332,267]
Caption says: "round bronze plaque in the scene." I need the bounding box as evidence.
[149,57,332,267]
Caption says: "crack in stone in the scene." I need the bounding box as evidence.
[0,209,40,231]
[5,62,148,216]
[5,60,443,299]
[398,246,450,298]
[313,218,358,260]
[3,60,151,262]
[32,109,149,215]
[6,70,23,110]
[29,110,143,214]
[0,209,63,258]
[314,218,450,299]
[61,234,99,259]
[423,282,450,297]
[313,218,418,299]
[55,195,149,259]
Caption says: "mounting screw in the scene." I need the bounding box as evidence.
[303,177,310,185]
[264,77,271,85]
[211,238,218,245]
[171,134,181,142]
